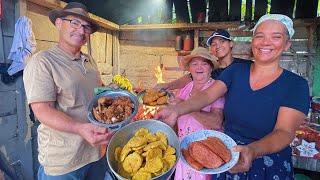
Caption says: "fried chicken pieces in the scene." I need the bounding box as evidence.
[92,96,134,124]
[115,128,177,180]
[183,137,231,170]
[142,89,168,106]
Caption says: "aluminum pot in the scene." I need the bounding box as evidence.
[87,90,139,131]
[107,120,181,180]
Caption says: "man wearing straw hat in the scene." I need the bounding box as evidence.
[23,2,114,179]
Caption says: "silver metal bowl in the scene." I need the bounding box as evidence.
[107,120,181,180]
[87,90,139,131]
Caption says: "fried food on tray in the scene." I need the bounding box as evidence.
[142,89,168,106]
[183,137,231,170]
[92,96,134,124]
[115,128,177,180]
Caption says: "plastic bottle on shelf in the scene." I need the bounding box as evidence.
[175,35,183,51]
[183,34,193,51]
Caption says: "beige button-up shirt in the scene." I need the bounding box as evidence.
[23,45,101,175]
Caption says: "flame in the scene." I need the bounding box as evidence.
[154,65,165,83]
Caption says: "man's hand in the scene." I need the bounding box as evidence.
[155,106,178,127]
[76,123,114,147]
[229,145,256,174]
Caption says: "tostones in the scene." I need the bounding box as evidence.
[123,152,143,174]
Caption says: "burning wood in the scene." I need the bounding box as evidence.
[154,65,165,84]
[134,105,160,120]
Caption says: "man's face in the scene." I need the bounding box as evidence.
[55,15,91,49]
[209,37,233,59]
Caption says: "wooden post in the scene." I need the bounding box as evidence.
[112,31,120,75]
[194,29,199,48]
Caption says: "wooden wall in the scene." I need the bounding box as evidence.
[118,25,316,91]
[0,0,34,179]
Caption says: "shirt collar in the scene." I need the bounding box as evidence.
[53,45,88,62]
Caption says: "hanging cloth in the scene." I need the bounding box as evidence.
[7,16,36,76]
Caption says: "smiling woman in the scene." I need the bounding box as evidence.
[156,14,310,180]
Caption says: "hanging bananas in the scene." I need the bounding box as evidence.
[112,74,133,92]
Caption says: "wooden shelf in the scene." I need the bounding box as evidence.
[177,50,192,56]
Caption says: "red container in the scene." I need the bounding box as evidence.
[183,35,193,51]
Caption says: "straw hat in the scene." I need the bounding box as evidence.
[181,47,219,71]
[48,2,99,33]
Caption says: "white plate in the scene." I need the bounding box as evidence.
[180,130,240,174]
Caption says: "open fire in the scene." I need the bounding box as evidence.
[134,65,165,120]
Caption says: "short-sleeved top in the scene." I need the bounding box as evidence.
[211,58,250,79]
[23,45,101,175]
[217,62,309,147]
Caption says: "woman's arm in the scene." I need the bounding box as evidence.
[155,74,192,90]
[230,106,305,173]
[190,108,223,130]
[249,106,305,157]
[156,80,227,127]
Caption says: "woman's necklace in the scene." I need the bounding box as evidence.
[189,78,212,97]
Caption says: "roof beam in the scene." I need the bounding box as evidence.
[27,0,119,30]
[119,19,319,31]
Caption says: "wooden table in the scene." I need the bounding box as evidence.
[292,156,320,172]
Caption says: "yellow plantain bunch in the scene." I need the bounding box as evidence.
[112,74,133,92]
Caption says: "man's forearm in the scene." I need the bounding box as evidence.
[31,102,82,134]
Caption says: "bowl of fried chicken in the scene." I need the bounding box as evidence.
[87,90,139,131]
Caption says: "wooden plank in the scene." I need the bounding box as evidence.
[245,0,253,21]
[194,29,199,48]
[119,30,177,41]
[112,31,120,74]
[15,0,27,18]
[199,30,253,38]
[254,0,267,21]
[0,114,18,142]
[91,31,107,63]
[105,30,113,66]
[295,0,318,18]
[27,0,119,30]
[0,23,5,62]
[120,22,240,31]
[270,0,295,18]
[27,2,59,42]
[208,0,228,22]
[229,0,241,21]
[119,19,317,31]
[0,91,17,116]
[3,36,13,61]
[2,0,15,37]
[172,0,190,23]
[34,40,56,53]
